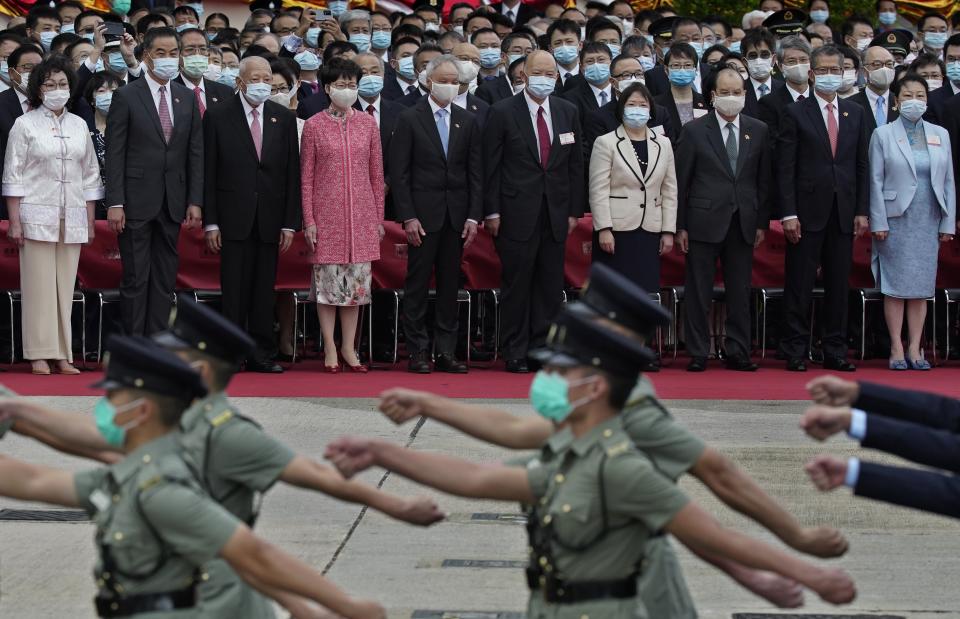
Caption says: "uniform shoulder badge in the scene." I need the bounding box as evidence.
[208,409,234,427]
[605,440,631,458]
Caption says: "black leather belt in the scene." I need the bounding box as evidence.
[528,572,637,604]
[95,586,196,617]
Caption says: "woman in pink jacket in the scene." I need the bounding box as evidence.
[301,58,385,373]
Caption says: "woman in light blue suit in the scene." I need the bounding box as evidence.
[869,73,956,371]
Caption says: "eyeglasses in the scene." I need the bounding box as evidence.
[331,81,357,89]
[614,71,644,80]
[41,81,70,90]
[668,63,695,70]
[864,60,895,70]
[812,67,843,75]
[182,46,209,55]
[270,85,290,94]
[745,51,772,60]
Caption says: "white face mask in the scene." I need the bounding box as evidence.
[203,64,222,82]
[431,82,460,104]
[747,57,772,80]
[868,67,895,90]
[269,90,294,107]
[417,71,429,89]
[841,69,858,90]
[855,37,870,52]
[329,86,359,108]
[617,77,643,92]
[927,78,943,90]
[782,63,810,84]
[42,88,70,111]
[456,59,480,83]
[713,94,745,117]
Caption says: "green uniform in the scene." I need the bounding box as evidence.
[177,392,295,618]
[73,433,241,618]
[0,417,11,440]
[521,416,690,619]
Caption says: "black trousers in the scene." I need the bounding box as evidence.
[402,215,463,356]
[118,207,180,336]
[779,204,853,360]
[685,221,754,360]
[220,225,279,360]
[496,203,565,361]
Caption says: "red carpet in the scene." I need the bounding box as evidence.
[4,359,960,400]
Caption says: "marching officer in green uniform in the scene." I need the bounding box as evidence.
[0,336,384,618]
[326,304,858,617]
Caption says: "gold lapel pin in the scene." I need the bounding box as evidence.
[745,134,751,140]
[271,117,277,123]
[454,123,460,128]
[212,97,218,103]
[175,98,180,103]
[842,111,849,117]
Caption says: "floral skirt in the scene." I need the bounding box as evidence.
[310,262,372,306]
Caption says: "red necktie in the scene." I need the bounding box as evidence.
[367,104,375,116]
[158,85,172,143]
[826,102,838,157]
[536,106,550,170]
[194,86,205,118]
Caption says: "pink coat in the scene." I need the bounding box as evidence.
[300,109,385,265]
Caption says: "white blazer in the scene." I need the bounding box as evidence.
[589,124,678,234]
[869,118,956,234]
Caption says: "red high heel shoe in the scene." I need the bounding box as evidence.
[322,352,341,373]
[339,351,368,374]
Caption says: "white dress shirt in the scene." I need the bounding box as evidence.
[501,0,520,21]
[787,84,809,101]
[864,86,890,125]
[359,95,381,127]
[750,76,772,99]
[428,95,452,133]
[716,110,740,142]
[183,76,207,107]
[144,71,175,127]
[559,63,579,84]
[453,90,469,110]
[590,82,613,107]
[396,76,416,96]
[951,81,960,95]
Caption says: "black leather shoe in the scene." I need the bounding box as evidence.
[246,359,284,373]
[725,356,759,372]
[274,352,294,363]
[469,346,494,362]
[641,358,660,373]
[786,358,807,372]
[505,358,529,373]
[435,354,468,373]
[686,357,707,372]
[823,357,856,372]
[407,352,431,374]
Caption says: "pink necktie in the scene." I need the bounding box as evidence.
[251,108,262,160]
[158,85,172,143]
[194,86,205,118]
[826,102,838,157]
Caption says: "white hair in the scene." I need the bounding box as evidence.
[355,51,385,72]
[425,53,463,81]
[338,10,371,29]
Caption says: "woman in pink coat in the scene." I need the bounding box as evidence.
[301,58,385,373]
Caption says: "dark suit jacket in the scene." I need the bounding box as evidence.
[105,77,204,222]
[676,112,771,244]
[856,461,960,520]
[653,89,707,137]
[0,88,24,218]
[462,93,489,128]
[483,93,585,242]
[757,83,804,141]
[296,81,322,103]
[490,2,536,26]
[862,413,960,475]
[942,95,960,198]
[855,381,960,433]
[382,68,417,102]
[848,88,899,134]
[475,75,513,105]
[174,76,235,112]
[297,88,330,120]
[644,65,669,98]
[388,98,483,231]
[559,73,584,94]
[777,95,869,233]
[397,86,428,108]
[743,77,783,119]
[202,96,301,241]
[925,84,958,126]
[561,79,614,127]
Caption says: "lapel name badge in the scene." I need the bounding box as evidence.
[559,132,575,145]
[212,97,218,103]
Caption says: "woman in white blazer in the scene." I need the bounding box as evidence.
[589,82,678,293]
[869,73,956,371]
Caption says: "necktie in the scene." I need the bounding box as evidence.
[826,102,838,157]
[797,93,805,101]
[251,108,262,160]
[435,108,448,156]
[536,106,551,169]
[158,85,172,143]
[367,104,376,116]
[407,85,417,95]
[194,86,205,118]
[875,95,885,126]
[759,83,769,96]
[564,72,572,83]
[506,9,515,22]
[725,122,738,174]
[599,90,608,106]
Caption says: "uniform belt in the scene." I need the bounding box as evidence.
[95,586,196,617]
[531,574,637,603]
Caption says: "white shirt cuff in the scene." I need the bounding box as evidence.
[781,215,798,222]
[203,225,219,232]
[128,64,143,77]
[485,214,500,220]
[466,219,478,224]
[281,228,294,232]
[83,187,105,201]
[844,457,860,488]
[108,205,123,209]
[2,183,26,197]
[847,408,867,441]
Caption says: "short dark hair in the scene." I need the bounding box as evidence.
[463,11,493,32]
[320,56,362,85]
[665,41,697,65]
[271,57,298,87]
[83,70,122,107]
[142,26,179,53]
[26,7,60,30]
[0,32,27,48]
[580,40,612,63]
[917,11,948,32]
[74,10,104,33]
[874,0,895,12]
[242,44,274,60]
[27,54,76,109]
[470,27,499,44]
[670,16,698,37]
[137,12,171,37]
[587,16,622,41]
[488,12,514,30]
[615,81,653,124]
[63,38,93,60]
[837,44,862,69]
[610,52,640,75]
[702,15,732,38]
[322,40,359,64]
[57,0,85,16]
[910,52,946,76]
[9,43,43,72]
[414,42,443,66]
[173,5,200,22]
[51,32,80,52]
[205,12,231,28]
[741,28,776,55]
[621,34,651,57]
[840,15,872,38]
[947,33,960,51]
[806,0,830,8]
[892,70,929,97]
[391,36,420,56]
[501,32,534,52]
[391,24,424,47]
[546,19,581,44]
[449,2,474,15]
[810,43,843,69]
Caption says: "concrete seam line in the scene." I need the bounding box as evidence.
[322,416,428,575]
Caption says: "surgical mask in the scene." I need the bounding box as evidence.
[418,71,429,89]
[39,31,57,51]
[878,11,897,26]
[552,45,578,65]
[269,90,293,106]
[622,105,650,128]
[526,75,555,98]
[639,55,655,72]
[218,66,238,88]
[182,54,208,78]
[512,82,525,94]
[507,53,524,66]
[529,371,595,422]
[457,59,480,83]
[948,61,960,84]
[643,34,654,45]
[713,94,745,116]
[621,20,634,36]
[814,73,842,93]
[580,27,587,40]
[112,0,131,14]
[176,23,194,33]
[281,34,303,52]
[927,78,943,90]
[61,23,75,34]
[583,62,610,86]
[82,33,94,42]
[397,56,416,80]
[0,60,8,84]
[204,63,222,82]
[479,48,501,69]
[18,71,30,91]
[924,32,948,50]
[358,74,384,98]
[431,82,459,103]
[94,58,105,73]
[810,9,829,23]
[606,43,621,57]
[305,27,321,48]
[151,56,180,81]
[782,63,809,84]
[424,22,440,33]
[329,0,348,16]
[747,57,772,80]
[689,41,703,59]
[668,68,696,87]
[329,86,359,108]
[295,50,321,71]
[243,81,272,105]
[371,30,391,49]
[42,88,70,111]
[95,92,113,113]
[349,33,371,54]
[898,99,926,122]
[617,77,642,91]
[94,397,144,448]
[728,41,741,54]
[107,51,127,73]
[868,66,895,89]
[841,69,858,90]
[855,37,870,52]
[186,2,204,18]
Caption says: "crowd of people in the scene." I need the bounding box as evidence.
[0,0,958,377]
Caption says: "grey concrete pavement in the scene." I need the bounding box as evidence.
[1,396,959,618]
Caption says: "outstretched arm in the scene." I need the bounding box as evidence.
[686,545,803,609]
[0,455,80,507]
[378,388,553,449]
[0,398,119,461]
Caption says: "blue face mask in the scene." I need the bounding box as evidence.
[529,371,595,422]
[329,0,348,17]
[0,60,8,83]
[606,43,621,57]
[623,105,650,128]
[508,53,524,66]
[151,57,179,80]
[668,67,696,86]
[107,51,127,73]
[924,32,948,50]
[947,61,960,84]
[479,48,501,69]
[218,67,239,88]
[305,27,321,48]
[877,11,897,26]
[898,99,927,122]
[583,62,610,86]
[94,58,105,73]
[643,34,654,45]
[94,397,143,448]
[639,55,655,72]
[39,31,57,51]
[397,56,416,80]
[526,74,556,98]
[95,92,113,114]
[371,30,391,49]
[809,9,829,23]
[61,23,75,34]
[349,33,371,54]
[82,33,94,42]
[358,74,384,98]
[244,81,272,105]
[176,23,194,33]
[295,50,321,71]
[206,31,217,42]
[728,41,741,54]
[552,45,578,66]
[814,73,842,94]
[689,41,704,60]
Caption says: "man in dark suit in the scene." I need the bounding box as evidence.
[777,45,869,372]
[202,57,300,373]
[175,27,234,118]
[105,27,204,336]
[942,93,960,207]
[396,43,443,107]
[676,69,771,373]
[757,36,811,141]
[483,50,585,372]
[381,37,421,102]
[490,0,535,27]
[354,52,404,221]
[450,42,490,128]
[0,44,41,218]
[475,34,532,105]
[561,42,613,127]
[847,45,898,134]
[741,28,782,119]
[922,34,960,125]
[389,55,483,374]
[296,40,362,118]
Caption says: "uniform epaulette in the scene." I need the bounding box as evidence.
[210,410,234,427]
[605,440,631,458]
[139,476,163,491]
